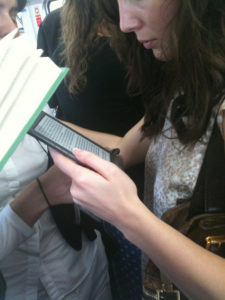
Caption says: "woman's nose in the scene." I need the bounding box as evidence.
[118,2,142,33]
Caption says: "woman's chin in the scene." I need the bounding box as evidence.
[152,48,168,62]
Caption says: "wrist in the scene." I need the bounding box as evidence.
[36,178,51,207]
[10,179,49,227]
[117,198,152,245]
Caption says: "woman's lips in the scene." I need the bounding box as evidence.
[140,39,157,50]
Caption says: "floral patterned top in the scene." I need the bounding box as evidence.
[144,99,225,218]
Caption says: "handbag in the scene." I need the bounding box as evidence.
[143,119,225,300]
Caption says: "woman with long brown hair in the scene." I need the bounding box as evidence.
[50,0,225,299]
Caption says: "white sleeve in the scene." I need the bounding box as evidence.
[0,204,35,261]
[43,103,55,116]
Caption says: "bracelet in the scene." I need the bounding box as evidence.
[36,178,51,207]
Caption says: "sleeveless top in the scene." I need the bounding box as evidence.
[144,98,225,218]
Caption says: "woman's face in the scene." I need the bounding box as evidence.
[117,0,180,61]
[0,0,18,39]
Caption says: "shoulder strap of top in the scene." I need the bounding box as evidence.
[188,117,225,218]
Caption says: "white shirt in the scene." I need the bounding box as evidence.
[0,128,111,300]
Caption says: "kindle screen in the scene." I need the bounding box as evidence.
[29,112,112,164]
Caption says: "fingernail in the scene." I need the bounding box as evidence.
[73,148,82,155]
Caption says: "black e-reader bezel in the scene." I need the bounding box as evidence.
[29,111,121,168]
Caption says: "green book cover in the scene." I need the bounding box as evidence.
[0,67,68,171]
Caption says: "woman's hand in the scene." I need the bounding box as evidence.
[49,148,141,227]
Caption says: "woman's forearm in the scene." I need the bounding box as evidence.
[0,180,48,261]
[10,165,73,227]
[10,179,48,227]
[120,202,225,300]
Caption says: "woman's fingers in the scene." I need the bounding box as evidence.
[50,146,119,180]
[49,147,85,178]
[73,148,118,179]
[49,147,139,225]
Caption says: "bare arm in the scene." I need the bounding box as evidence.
[0,165,72,260]
[64,117,150,168]
[122,203,225,300]
[10,165,72,226]
[50,107,225,300]
[10,179,48,227]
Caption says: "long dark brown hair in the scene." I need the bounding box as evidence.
[97,0,225,145]
[60,0,113,94]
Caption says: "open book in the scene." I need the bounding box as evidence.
[0,30,68,170]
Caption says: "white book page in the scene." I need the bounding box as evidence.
[0,41,62,162]
[0,56,37,125]
[0,29,18,50]
[0,35,41,105]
